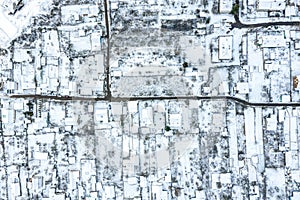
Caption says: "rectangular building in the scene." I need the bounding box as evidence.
[218,35,233,60]
[257,0,286,11]
[219,0,233,13]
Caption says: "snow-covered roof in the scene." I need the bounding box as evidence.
[219,0,232,13]
[169,113,181,128]
[141,107,153,126]
[257,0,286,11]
[218,35,233,60]
[33,152,48,160]
[128,101,138,113]
[261,34,286,48]
[236,82,249,94]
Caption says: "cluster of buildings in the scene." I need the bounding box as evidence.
[3,97,300,199]
[0,0,55,47]
[227,28,300,103]
[241,0,300,22]
[197,100,300,199]
[0,97,200,199]
[107,0,300,104]
[201,27,300,103]
[1,0,300,199]
[0,1,106,97]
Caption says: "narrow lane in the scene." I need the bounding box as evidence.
[232,14,300,29]
[5,2,300,108]
[9,94,300,107]
[103,0,111,100]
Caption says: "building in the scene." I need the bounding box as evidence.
[218,36,233,60]
[257,0,286,11]
[261,34,286,48]
[219,0,233,13]
[236,82,249,94]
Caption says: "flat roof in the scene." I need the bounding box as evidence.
[218,35,233,60]
[219,0,233,13]
[257,0,286,11]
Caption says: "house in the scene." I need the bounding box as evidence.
[291,192,300,200]
[236,82,249,94]
[91,32,102,51]
[219,0,233,13]
[278,109,285,122]
[80,159,96,183]
[42,31,60,57]
[33,152,48,160]
[211,173,231,190]
[124,181,139,199]
[265,168,286,198]
[13,49,32,63]
[2,109,13,124]
[169,113,181,129]
[257,0,286,11]
[285,151,299,170]
[6,81,17,92]
[261,34,286,48]
[127,101,138,113]
[43,188,65,200]
[264,61,280,72]
[218,81,229,94]
[110,1,119,10]
[61,4,99,24]
[104,186,115,199]
[218,36,233,60]
[8,169,20,199]
[141,107,153,127]
[266,114,277,131]
[111,102,123,116]
[289,117,298,151]
[94,103,108,123]
[68,170,80,190]
[151,183,169,199]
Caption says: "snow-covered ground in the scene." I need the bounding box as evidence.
[0,0,53,48]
